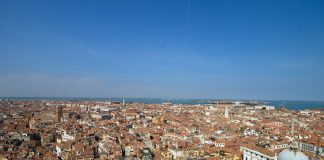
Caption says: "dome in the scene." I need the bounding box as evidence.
[278,142,308,160]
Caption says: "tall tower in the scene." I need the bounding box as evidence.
[224,107,229,118]
[122,99,125,107]
[25,112,31,128]
[291,117,295,141]
[57,106,63,123]
[143,118,148,128]
[107,97,112,105]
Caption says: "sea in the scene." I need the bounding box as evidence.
[1,97,324,110]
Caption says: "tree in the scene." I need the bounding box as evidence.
[219,150,225,157]
[140,147,153,160]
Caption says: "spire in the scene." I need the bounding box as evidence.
[224,107,229,118]
[108,97,112,105]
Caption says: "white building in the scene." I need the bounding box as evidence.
[214,140,225,148]
[61,130,75,142]
[298,141,324,156]
[241,145,277,160]
[255,105,275,110]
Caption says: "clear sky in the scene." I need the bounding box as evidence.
[0,0,324,100]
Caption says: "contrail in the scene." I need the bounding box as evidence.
[185,0,191,50]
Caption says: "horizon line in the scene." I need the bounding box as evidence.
[1,96,324,102]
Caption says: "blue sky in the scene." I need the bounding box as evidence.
[0,0,324,100]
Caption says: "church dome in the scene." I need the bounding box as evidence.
[278,142,308,160]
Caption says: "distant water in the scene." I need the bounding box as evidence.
[267,100,324,110]
[1,97,324,110]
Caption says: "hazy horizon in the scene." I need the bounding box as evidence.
[1,96,324,102]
